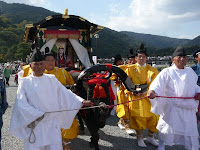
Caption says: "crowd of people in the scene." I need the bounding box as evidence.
[0,43,200,150]
[0,61,26,86]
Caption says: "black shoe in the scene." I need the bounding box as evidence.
[89,142,95,148]
[89,142,99,150]
[95,147,99,150]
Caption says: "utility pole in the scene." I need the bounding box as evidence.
[94,34,99,58]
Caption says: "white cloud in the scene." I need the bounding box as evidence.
[4,0,200,38]
[178,34,194,39]
[169,12,196,20]
[5,0,47,6]
[104,0,200,38]
[109,3,120,15]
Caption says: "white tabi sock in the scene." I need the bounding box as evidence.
[147,136,159,146]
[158,138,165,150]
[138,138,147,147]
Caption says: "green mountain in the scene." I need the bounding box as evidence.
[0,15,13,28]
[0,1,199,61]
[0,1,58,24]
[121,31,190,49]
[185,35,200,46]
[0,15,30,62]
[0,1,59,62]
[92,28,158,58]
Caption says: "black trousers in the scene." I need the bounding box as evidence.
[0,110,3,150]
[5,77,9,86]
[80,109,104,149]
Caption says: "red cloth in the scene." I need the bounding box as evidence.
[14,74,18,81]
[86,71,115,103]
[109,84,116,103]
[105,63,112,69]
[93,83,107,99]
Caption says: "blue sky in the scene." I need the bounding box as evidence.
[5,0,200,39]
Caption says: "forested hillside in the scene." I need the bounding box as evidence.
[121,31,190,49]
[0,1,58,24]
[0,1,199,62]
[0,15,30,62]
[92,28,157,58]
[185,35,200,47]
[0,1,58,62]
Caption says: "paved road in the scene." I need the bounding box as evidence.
[1,76,200,150]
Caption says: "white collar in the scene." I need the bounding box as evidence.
[136,63,146,67]
[172,64,185,70]
[30,72,44,78]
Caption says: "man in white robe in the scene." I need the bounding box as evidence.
[147,46,200,150]
[9,50,92,150]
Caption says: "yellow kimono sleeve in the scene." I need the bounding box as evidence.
[63,69,74,85]
[147,67,159,86]
[22,65,33,77]
[61,119,79,139]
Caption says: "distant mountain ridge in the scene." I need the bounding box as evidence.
[93,28,158,57]
[121,31,190,49]
[0,1,58,24]
[0,1,199,60]
[186,35,200,47]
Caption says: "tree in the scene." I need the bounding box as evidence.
[15,42,30,60]
[4,44,17,61]
[0,46,8,62]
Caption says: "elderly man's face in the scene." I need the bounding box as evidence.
[30,61,45,77]
[172,56,187,69]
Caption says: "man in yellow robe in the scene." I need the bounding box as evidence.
[125,43,159,147]
[111,51,136,135]
[115,65,135,134]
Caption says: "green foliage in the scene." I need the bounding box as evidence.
[92,28,141,58]
[15,42,30,59]
[0,16,11,27]
[0,30,20,46]
[0,1,59,62]
[0,46,8,62]
[92,28,158,58]
[0,1,59,24]
[4,44,17,61]
[0,15,30,62]
[1,42,30,62]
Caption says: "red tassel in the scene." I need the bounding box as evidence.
[93,83,107,99]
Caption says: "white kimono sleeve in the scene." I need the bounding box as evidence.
[195,84,200,93]
[55,77,84,129]
[149,69,168,115]
[9,79,45,139]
